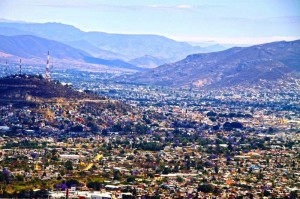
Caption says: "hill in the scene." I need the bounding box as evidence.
[0,75,131,133]
[128,40,300,88]
[0,75,103,106]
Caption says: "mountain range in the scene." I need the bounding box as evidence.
[127,40,300,88]
[0,21,222,68]
[0,34,88,60]
[0,34,144,71]
[1,20,299,89]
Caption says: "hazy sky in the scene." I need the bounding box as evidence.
[0,0,299,45]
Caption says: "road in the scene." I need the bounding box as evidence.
[84,153,103,171]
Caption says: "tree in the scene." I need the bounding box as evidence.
[176,176,184,183]
[102,129,108,136]
[214,165,219,174]
[263,189,271,197]
[71,125,83,132]
[122,194,133,199]
[65,160,73,171]
[209,117,217,122]
[197,183,214,193]
[135,123,149,134]
[112,124,122,132]
[113,170,121,180]
[290,191,298,199]
[207,111,217,117]
[228,143,233,151]
[223,122,243,131]
[17,190,30,198]
[126,176,135,183]
[66,179,80,188]
[87,181,102,190]
[87,122,99,133]
[162,167,170,174]
[1,168,10,184]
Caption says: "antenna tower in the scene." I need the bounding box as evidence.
[45,51,51,81]
[19,59,22,75]
[5,61,8,76]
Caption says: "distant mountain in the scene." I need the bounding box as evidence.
[0,27,34,36]
[81,32,205,61]
[0,34,143,71]
[190,42,229,52]
[83,57,146,71]
[0,22,84,41]
[0,34,89,60]
[128,40,300,88]
[129,55,168,68]
[66,40,126,59]
[0,21,207,62]
[203,44,227,52]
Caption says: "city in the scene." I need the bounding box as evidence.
[0,0,300,198]
[0,68,299,198]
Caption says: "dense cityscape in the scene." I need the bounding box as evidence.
[0,68,299,198]
[0,1,300,198]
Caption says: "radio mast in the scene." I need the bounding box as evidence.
[19,59,22,75]
[45,51,51,81]
[5,61,7,76]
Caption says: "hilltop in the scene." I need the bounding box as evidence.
[0,75,104,106]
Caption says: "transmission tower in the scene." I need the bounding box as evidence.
[5,61,8,76]
[19,59,22,75]
[45,51,51,81]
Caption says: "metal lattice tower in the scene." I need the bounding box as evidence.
[5,61,8,76]
[45,51,51,81]
[19,59,22,75]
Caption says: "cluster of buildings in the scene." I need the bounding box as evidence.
[0,70,299,198]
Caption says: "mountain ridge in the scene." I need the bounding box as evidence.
[0,21,209,64]
[0,34,89,59]
[127,39,300,88]
[0,34,145,71]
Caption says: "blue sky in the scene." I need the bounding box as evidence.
[0,0,299,45]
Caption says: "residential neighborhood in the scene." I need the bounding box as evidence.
[0,72,299,198]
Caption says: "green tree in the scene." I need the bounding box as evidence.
[126,176,135,183]
[65,160,73,171]
[198,183,214,193]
